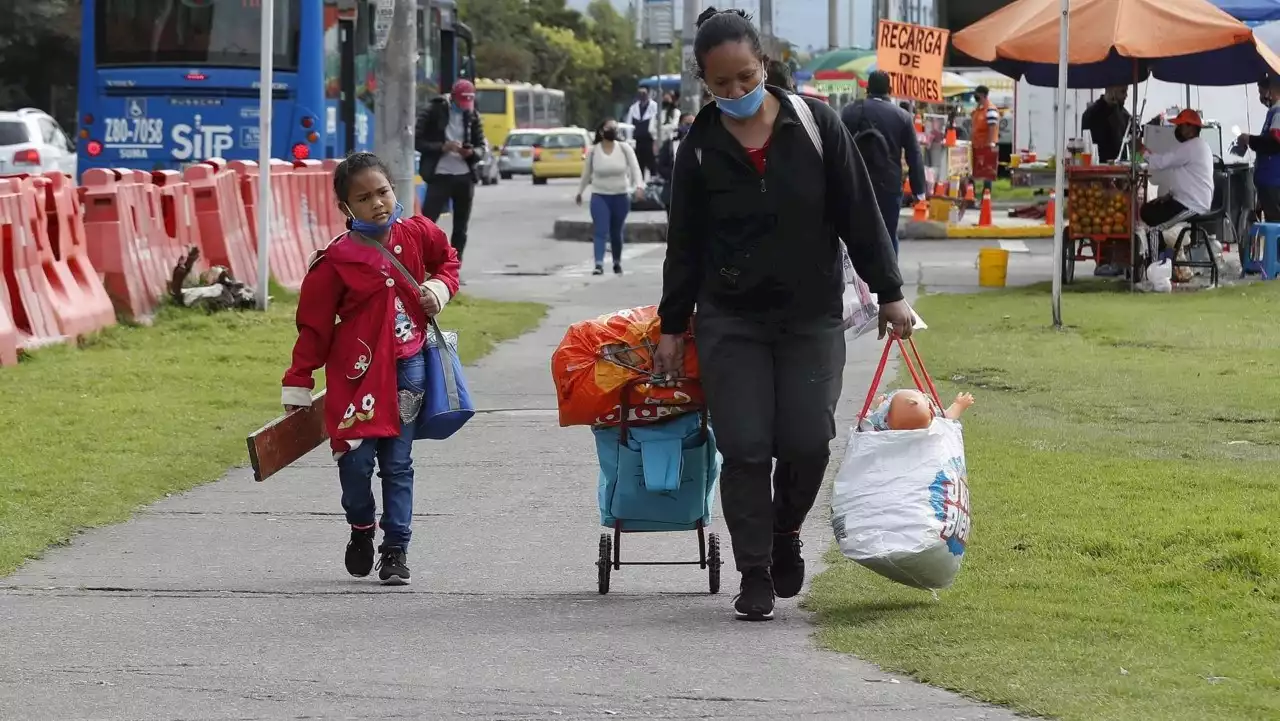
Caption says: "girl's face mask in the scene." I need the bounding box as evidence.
[345,201,404,236]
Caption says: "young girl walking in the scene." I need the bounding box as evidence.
[281,152,461,585]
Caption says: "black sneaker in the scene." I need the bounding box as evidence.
[613,264,623,275]
[733,567,775,621]
[592,265,604,275]
[376,545,411,586]
[344,526,376,578]
[772,533,805,599]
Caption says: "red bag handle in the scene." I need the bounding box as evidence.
[857,334,943,426]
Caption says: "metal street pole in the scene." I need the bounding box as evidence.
[680,0,699,114]
[374,0,416,212]
[828,0,839,50]
[255,0,275,311]
[1051,0,1069,328]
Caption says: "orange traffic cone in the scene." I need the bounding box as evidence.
[963,182,976,204]
[934,180,947,197]
[978,188,993,227]
[914,114,924,133]
[945,127,957,146]
[1044,190,1056,226]
[912,197,928,222]
[903,176,911,196]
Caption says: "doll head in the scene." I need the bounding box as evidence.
[885,389,934,430]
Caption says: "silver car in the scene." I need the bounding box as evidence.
[498,129,544,179]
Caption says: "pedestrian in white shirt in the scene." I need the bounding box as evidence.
[1140,109,1214,258]
[576,118,644,275]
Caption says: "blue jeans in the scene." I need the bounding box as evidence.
[590,193,629,266]
[336,354,425,550]
[877,190,903,257]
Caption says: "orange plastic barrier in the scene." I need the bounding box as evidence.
[42,173,116,334]
[321,159,348,239]
[0,296,17,366]
[551,305,704,427]
[292,159,333,252]
[229,160,306,290]
[80,168,160,322]
[151,170,206,273]
[0,177,66,348]
[183,161,258,285]
[35,173,117,336]
[117,169,177,301]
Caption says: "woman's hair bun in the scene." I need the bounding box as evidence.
[695,6,719,27]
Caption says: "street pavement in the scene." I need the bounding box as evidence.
[0,179,1049,720]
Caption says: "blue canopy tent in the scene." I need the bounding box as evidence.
[1212,0,1280,23]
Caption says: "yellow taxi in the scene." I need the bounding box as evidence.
[530,127,593,185]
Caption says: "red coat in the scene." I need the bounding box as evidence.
[281,216,461,457]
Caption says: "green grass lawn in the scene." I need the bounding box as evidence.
[808,282,1280,721]
[0,293,546,576]
[991,178,1041,203]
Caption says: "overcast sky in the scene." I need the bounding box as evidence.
[565,0,881,51]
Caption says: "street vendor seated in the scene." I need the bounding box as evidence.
[1139,109,1213,259]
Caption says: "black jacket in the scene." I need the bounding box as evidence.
[414,97,487,181]
[659,87,904,335]
[840,95,926,197]
[1081,98,1131,164]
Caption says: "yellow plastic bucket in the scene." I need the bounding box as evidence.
[977,247,1010,287]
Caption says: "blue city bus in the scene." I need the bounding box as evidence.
[75,0,475,179]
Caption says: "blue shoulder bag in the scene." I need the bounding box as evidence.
[355,231,475,439]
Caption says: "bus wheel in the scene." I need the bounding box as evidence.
[533,176,548,186]
[500,172,512,180]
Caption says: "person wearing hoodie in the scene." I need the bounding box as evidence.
[653,7,912,623]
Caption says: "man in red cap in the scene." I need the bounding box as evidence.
[1139,108,1213,259]
[415,79,488,265]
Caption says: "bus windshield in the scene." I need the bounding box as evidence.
[475,89,506,115]
[96,0,300,70]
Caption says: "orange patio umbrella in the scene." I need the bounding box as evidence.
[953,0,1280,87]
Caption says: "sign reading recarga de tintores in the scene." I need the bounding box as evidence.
[876,20,950,104]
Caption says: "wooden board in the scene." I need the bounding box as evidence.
[247,389,328,482]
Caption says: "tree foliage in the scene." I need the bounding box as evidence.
[459,0,680,127]
[0,0,79,128]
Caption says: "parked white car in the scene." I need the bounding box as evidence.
[0,108,77,177]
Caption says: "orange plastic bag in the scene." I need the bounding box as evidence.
[551,305,704,428]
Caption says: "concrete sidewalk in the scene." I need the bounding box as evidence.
[0,270,1018,720]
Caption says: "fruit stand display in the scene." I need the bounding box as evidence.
[1063,166,1147,283]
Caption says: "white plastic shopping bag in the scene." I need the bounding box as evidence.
[840,243,928,339]
[831,336,971,590]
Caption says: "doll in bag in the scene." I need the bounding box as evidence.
[863,389,975,432]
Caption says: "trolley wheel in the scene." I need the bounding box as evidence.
[1062,239,1076,285]
[707,532,722,595]
[597,533,611,595]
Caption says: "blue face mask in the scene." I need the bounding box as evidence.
[713,73,766,120]
[347,201,403,236]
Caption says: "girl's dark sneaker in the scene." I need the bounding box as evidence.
[613,264,623,275]
[771,533,805,598]
[733,567,775,621]
[376,545,411,585]
[344,526,376,577]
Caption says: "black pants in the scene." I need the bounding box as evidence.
[1259,186,1280,222]
[423,174,475,260]
[634,137,656,179]
[694,302,845,570]
[1140,195,1191,228]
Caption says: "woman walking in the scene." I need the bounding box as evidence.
[576,118,644,275]
[653,7,914,622]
